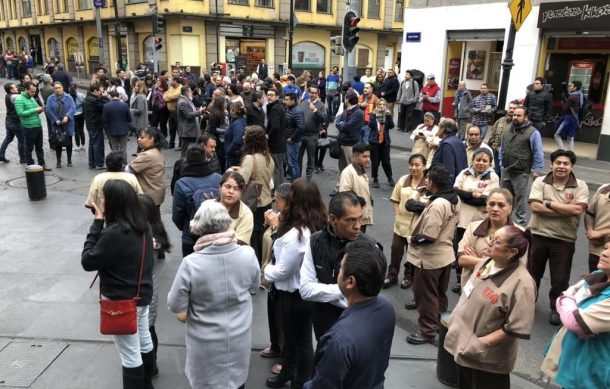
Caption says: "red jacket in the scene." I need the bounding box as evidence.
[421,83,441,112]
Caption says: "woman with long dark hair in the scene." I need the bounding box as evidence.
[139,194,171,378]
[224,101,246,169]
[264,177,327,389]
[81,180,155,388]
[208,95,229,170]
[237,125,275,262]
[129,127,166,207]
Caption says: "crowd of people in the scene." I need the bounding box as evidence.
[0,58,607,389]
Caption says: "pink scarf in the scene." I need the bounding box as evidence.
[193,230,236,252]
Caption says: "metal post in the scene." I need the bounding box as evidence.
[95,7,104,68]
[112,0,123,71]
[288,0,294,71]
[496,20,516,117]
[343,0,359,86]
[215,0,220,64]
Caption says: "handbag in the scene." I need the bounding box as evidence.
[50,125,67,148]
[98,235,146,335]
[329,138,341,159]
[242,155,262,213]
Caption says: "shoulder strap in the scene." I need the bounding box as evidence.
[135,234,146,300]
[250,154,257,181]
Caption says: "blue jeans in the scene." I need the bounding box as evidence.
[111,305,153,368]
[0,120,26,162]
[361,125,371,145]
[287,141,302,180]
[479,124,489,141]
[88,129,105,168]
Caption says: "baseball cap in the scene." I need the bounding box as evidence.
[427,73,435,79]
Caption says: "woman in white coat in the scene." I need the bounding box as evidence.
[168,200,260,389]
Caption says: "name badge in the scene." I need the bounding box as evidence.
[463,279,474,298]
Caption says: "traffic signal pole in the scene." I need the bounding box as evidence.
[342,2,360,87]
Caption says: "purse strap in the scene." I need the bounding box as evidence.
[95,233,146,300]
[250,154,257,182]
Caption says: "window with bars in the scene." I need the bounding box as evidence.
[295,0,310,11]
[367,0,379,19]
[255,0,273,7]
[228,0,249,5]
[316,0,330,13]
[395,0,404,22]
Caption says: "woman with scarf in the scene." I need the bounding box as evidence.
[541,244,610,389]
[168,200,260,389]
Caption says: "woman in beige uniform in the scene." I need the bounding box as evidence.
[444,225,536,389]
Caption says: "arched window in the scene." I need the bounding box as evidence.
[6,37,15,50]
[87,37,100,74]
[18,36,27,51]
[292,41,325,75]
[66,37,79,60]
[142,35,154,64]
[48,38,59,59]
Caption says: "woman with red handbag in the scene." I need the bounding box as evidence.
[82,179,155,389]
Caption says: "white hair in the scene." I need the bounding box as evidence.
[190,200,232,236]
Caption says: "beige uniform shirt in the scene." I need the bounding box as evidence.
[390,174,427,237]
[444,258,536,374]
[528,172,589,242]
[587,184,610,256]
[163,85,181,111]
[85,172,143,208]
[339,163,373,225]
[407,193,460,269]
[230,200,254,245]
[454,168,500,228]
[239,153,275,208]
[130,148,166,206]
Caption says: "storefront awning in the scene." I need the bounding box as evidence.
[447,30,505,41]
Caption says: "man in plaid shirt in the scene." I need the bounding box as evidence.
[468,83,497,140]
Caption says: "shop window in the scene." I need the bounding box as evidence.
[22,0,32,17]
[228,0,249,5]
[295,0,310,11]
[367,0,379,19]
[357,48,369,68]
[255,0,273,7]
[395,0,403,22]
[316,0,330,13]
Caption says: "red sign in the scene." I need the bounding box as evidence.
[557,37,610,50]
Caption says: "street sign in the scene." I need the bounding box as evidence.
[509,0,532,31]
[406,32,421,42]
[93,0,105,8]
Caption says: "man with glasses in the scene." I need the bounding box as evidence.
[15,82,51,170]
[265,88,287,187]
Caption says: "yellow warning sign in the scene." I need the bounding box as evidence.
[509,0,532,31]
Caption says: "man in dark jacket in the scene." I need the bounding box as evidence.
[83,84,109,169]
[102,90,131,162]
[524,77,553,130]
[335,94,364,172]
[246,91,265,127]
[298,85,327,177]
[431,118,468,185]
[51,63,72,91]
[380,69,399,113]
[300,191,382,340]
[285,92,305,181]
[177,85,205,158]
[265,88,287,187]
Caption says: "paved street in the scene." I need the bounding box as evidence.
[1,80,608,388]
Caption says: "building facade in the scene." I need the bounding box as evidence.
[0,0,403,78]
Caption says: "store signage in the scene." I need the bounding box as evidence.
[538,0,610,31]
[406,32,421,42]
[292,42,325,68]
[183,26,193,33]
[93,0,105,7]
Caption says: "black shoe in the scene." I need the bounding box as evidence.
[406,333,435,345]
[266,371,292,388]
[383,276,397,288]
[319,164,325,171]
[329,189,338,197]
[372,179,380,188]
[451,283,461,294]
[141,351,156,389]
[42,165,52,172]
[0,157,9,163]
[404,300,417,310]
[67,162,73,167]
[56,162,62,169]
[314,168,320,174]
[388,178,396,186]
[549,311,561,326]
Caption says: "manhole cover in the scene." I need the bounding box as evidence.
[0,341,67,387]
[6,175,61,188]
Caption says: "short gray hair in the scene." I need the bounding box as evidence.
[190,200,232,236]
[423,112,435,121]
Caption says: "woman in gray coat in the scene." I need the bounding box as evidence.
[130,80,149,136]
[168,200,260,389]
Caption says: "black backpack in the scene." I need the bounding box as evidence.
[579,96,592,122]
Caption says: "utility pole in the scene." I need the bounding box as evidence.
[342,0,360,86]
[496,20,516,117]
[288,0,294,71]
[112,0,123,71]
[93,0,105,68]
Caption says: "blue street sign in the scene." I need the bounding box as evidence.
[93,0,105,8]
[406,32,421,42]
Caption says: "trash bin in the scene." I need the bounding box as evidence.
[25,165,47,201]
[437,311,458,387]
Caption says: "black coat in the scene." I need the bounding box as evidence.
[246,102,265,127]
[83,92,107,132]
[266,100,287,154]
[102,99,132,136]
[52,70,73,91]
[382,76,400,103]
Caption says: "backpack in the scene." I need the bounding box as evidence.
[182,178,220,220]
[579,96,592,122]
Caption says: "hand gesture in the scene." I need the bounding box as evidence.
[91,200,105,220]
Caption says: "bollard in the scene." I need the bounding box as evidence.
[437,311,458,387]
[25,165,47,201]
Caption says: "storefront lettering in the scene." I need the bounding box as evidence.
[550,112,603,128]
[582,4,610,21]
[541,6,581,23]
[541,3,610,23]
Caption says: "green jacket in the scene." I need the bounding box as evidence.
[15,91,42,129]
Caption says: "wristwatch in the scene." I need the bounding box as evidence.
[545,200,552,209]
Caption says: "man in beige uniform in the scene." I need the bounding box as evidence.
[405,165,460,344]
[163,75,183,149]
[339,143,373,233]
[528,149,588,325]
[585,183,610,272]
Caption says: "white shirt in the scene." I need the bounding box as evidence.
[299,235,348,308]
[264,227,311,292]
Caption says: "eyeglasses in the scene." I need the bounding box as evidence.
[487,236,503,246]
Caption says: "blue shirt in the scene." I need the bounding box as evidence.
[303,295,395,389]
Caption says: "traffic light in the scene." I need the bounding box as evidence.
[152,14,166,35]
[342,10,360,52]
[330,35,344,56]
[155,37,163,51]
